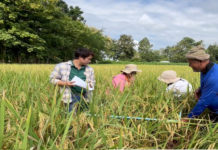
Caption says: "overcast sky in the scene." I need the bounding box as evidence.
[64,0,218,49]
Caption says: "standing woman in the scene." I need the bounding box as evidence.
[112,64,142,92]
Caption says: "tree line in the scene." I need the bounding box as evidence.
[0,0,110,63]
[105,35,218,63]
[1,0,218,63]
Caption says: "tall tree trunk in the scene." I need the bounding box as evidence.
[46,58,49,64]
[0,45,6,63]
[36,57,38,64]
[18,55,21,63]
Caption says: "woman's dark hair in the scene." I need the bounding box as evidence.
[74,48,94,59]
[123,71,137,77]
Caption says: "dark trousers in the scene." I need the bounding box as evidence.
[66,94,88,113]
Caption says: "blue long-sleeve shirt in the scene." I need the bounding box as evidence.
[188,63,218,118]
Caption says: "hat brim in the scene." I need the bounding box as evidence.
[121,69,142,74]
[186,54,210,61]
[158,76,180,84]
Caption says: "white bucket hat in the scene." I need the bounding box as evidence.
[121,64,142,74]
[158,70,180,84]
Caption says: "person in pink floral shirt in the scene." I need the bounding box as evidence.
[112,64,142,92]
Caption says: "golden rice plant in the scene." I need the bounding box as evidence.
[0,64,217,149]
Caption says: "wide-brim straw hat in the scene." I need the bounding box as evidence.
[186,45,210,61]
[158,70,180,84]
[121,64,142,74]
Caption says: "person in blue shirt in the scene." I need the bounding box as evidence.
[185,45,218,122]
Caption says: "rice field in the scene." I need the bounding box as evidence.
[0,64,217,149]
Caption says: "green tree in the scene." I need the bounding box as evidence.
[102,39,118,60]
[161,46,171,61]
[115,34,135,60]
[57,0,85,23]
[68,6,85,22]
[75,27,108,62]
[0,0,46,63]
[151,50,161,62]
[163,37,202,63]
[207,44,218,62]
[57,0,69,14]
[138,37,153,61]
[0,0,107,63]
[138,37,160,62]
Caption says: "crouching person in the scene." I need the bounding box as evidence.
[50,48,95,112]
[112,64,142,92]
[158,70,192,97]
[184,45,218,122]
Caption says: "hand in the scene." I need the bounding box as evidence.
[66,81,75,87]
[194,88,201,100]
[106,88,110,95]
[129,76,135,83]
[181,118,189,122]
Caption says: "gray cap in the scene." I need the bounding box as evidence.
[186,45,210,61]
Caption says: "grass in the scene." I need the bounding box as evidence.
[0,64,217,149]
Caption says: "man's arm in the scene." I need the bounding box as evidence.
[85,67,95,102]
[87,67,96,89]
[56,80,75,86]
[188,97,210,118]
[188,80,214,118]
[50,64,75,87]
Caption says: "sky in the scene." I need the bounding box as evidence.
[64,0,218,49]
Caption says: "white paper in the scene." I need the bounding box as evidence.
[71,76,87,89]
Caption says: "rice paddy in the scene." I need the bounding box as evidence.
[0,64,217,149]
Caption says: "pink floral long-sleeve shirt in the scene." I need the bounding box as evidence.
[112,74,129,92]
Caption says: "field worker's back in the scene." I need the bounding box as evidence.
[112,74,128,92]
[167,79,193,97]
